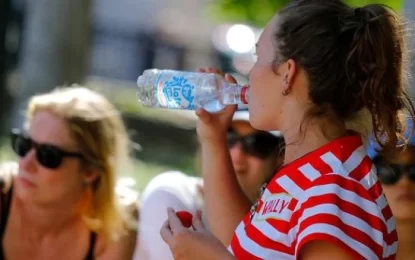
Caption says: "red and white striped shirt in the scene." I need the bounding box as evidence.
[229,135,397,260]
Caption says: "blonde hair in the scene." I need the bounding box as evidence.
[26,85,134,241]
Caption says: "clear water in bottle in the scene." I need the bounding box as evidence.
[136,69,249,113]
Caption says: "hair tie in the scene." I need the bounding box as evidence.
[354,7,367,27]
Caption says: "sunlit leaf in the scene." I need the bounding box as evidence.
[209,0,403,27]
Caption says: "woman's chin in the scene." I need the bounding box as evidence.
[250,115,271,132]
[14,182,36,202]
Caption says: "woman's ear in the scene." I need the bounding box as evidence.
[285,58,297,86]
[278,58,297,94]
[82,167,100,185]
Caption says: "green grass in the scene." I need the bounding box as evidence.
[122,160,172,191]
[0,138,14,162]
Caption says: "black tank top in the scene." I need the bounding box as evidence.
[0,184,97,260]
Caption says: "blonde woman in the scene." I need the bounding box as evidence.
[0,86,136,259]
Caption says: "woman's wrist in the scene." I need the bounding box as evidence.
[200,136,228,154]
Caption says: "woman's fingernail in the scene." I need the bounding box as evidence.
[197,210,203,218]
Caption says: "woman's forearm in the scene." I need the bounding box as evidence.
[201,141,251,245]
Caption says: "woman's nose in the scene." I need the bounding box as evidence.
[19,149,38,173]
[229,142,246,162]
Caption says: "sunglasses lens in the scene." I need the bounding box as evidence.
[243,134,280,159]
[227,130,283,159]
[377,165,401,185]
[12,133,32,157]
[10,129,71,169]
[37,145,64,169]
[405,166,415,182]
[226,132,239,148]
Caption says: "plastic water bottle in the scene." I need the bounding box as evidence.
[136,69,249,113]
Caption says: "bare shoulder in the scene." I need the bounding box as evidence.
[0,161,18,192]
[94,229,137,260]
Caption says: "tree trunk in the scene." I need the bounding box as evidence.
[404,0,415,99]
[0,0,12,134]
[11,0,91,128]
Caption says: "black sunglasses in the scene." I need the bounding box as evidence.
[226,130,284,159]
[376,163,415,185]
[11,129,84,169]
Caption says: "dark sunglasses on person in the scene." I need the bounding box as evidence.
[11,128,84,169]
[376,163,415,185]
[226,129,284,159]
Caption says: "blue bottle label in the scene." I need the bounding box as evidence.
[156,72,196,109]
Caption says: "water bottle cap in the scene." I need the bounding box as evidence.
[241,85,249,104]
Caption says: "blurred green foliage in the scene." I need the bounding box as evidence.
[209,0,404,27]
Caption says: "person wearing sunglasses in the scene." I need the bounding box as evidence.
[133,111,284,260]
[0,86,137,259]
[367,119,415,260]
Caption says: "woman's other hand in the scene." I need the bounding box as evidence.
[160,208,234,260]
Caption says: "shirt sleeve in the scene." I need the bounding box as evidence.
[133,188,192,260]
[293,173,388,260]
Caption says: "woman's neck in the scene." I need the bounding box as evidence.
[282,116,347,165]
[13,194,88,238]
[396,221,415,260]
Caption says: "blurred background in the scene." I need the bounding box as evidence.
[0,0,411,191]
